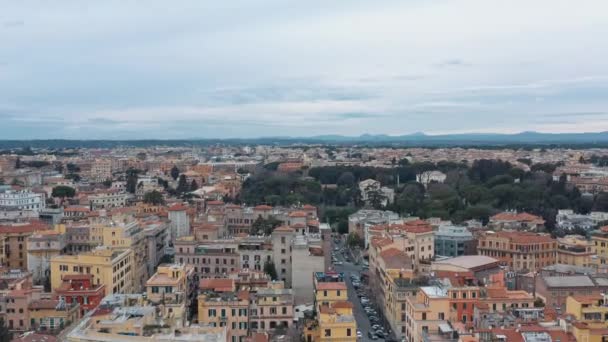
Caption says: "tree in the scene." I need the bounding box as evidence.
[336,172,355,187]
[337,221,349,234]
[102,179,113,188]
[143,190,164,205]
[251,216,282,235]
[0,318,11,342]
[263,260,278,280]
[176,175,189,194]
[190,180,199,191]
[170,166,180,180]
[126,168,140,194]
[347,232,364,248]
[51,185,76,201]
[15,157,21,169]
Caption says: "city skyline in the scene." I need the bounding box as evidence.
[2,0,608,139]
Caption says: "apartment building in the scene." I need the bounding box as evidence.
[403,284,452,342]
[1,220,49,269]
[168,203,190,241]
[591,226,608,268]
[54,274,106,316]
[489,212,545,232]
[306,302,357,342]
[28,299,80,333]
[313,272,348,313]
[250,284,294,333]
[89,158,112,183]
[198,278,250,342]
[145,263,195,316]
[557,235,594,267]
[477,231,557,272]
[0,189,46,219]
[174,237,240,280]
[50,246,133,295]
[87,189,130,210]
[67,293,227,342]
[567,295,608,341]
[434,225,476,257]
[26,230,66,283]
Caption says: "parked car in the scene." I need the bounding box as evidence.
[356,330,362,338]
[368,332,378,340]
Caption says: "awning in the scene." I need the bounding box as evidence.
[439,323,453,333]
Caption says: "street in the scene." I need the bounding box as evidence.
[333,237,387,341]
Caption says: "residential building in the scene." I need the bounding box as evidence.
[26,230,66,283]
[477,231,557,272]
[591,226,608,268]
[168,204,190,241]
[488,212,545,232]
[566,295,608,342]
[305,302,357,342]
[292,233,325,305]
[89,158,112,183]
[28,299,80,333]
[416,170,447,187]
[0,189,45,220]
[556,235,594,267]
[313,272,347,313]
[50,246,133,295]
[145,263,196,318]
[535,274,608,311]
[403,284,453,342]
[87,189,130,210]
[271,226,295,287]
[66,293,227,342]
[1,221,49,269]
[434,225,476,257]
[431,255,502,284]
[198,278,250,341]
[250,283,294,333]
[54,274,106,316]
[174,237,239,280]
[347,209,399,237]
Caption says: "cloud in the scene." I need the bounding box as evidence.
[1,0,608,138]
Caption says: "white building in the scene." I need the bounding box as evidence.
[168,204,190,241]
[0,189,46,219]
[416,170,447,187]
[359,179,395,207]
[88,190,130,210]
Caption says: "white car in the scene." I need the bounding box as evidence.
[356,330,362,338]
[334,261,343,265]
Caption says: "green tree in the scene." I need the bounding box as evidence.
[336,172,355,187]
[190,180,199,191]
[346,232,364,248]
[126,168,140,194]
[143,190,165,205]
[176,175,189,194]
[251,216,282,235]
[51,185,76,201]
[0,318,12,342]
[263,260,278,280]
[170,166,180,180]
[15,157,21,169]
[102,179,113,188]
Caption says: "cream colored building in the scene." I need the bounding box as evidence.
[50,246,133,295]
[557,235,594,267]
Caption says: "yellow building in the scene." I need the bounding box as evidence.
[198,278,250,342]
[557,235,594,267]
[567,295,608,342]
[50,246,133,295]
[313,272,348,313]
[146,263,194,305]
[403,285,452,342]
[29,299,80,332]
[99,218,148,292]
[591,227,608,267]
[315,302,357,342]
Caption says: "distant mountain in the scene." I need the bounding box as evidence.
[3,131,608,149]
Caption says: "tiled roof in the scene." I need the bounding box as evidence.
[199,278,234,291]
[168,204,188,211]
[288,211,307,218]
[316,282,347,291]
[254,205,272,210]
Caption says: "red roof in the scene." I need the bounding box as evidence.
[274,226,293,232]
[491,212,544,223]
[316,282,347,291]
[199,278,234,291]
[288,211,307,218]
[206,200,224,205]
[0,221,49,234]
[254,205,273,210]
[168,204,188,211]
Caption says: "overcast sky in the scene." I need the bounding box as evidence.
[2,0,608,139]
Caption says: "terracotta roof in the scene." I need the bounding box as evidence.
[254,205,272,210]
[64,206,90,212]
[29,300,62,310]
[0,222,49,234]
[570,295,603,304]
[316,282,347,291]
[273,226,293,232]
[302,204,316,210]
[168,204,188,211]
[491,212,544,223]
[307,219,320,226]
[370,237,393,248]
[199,278,234,291]
[291,222,306,228]
[489,231,555,244]
[288,211,307,218]
[206,200,224,205]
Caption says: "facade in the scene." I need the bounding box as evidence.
[1,221,49,269]
[434,225,476,257]
[198,278,250,342]
[54,274,106,316]
[488,212,545,231]
[28,299,80,333]
[0,189,45,218]
[168,204,190,241]
[145,263,196,313]
[556,235,594,267]
[313,272,348,313]
[50,246,134,295]
[26,230,66,283]
[477,231,557,272]
[88,189,130,210]
[174,238,240,280]
[536,274,608,311]
[292,233,325,305]
[591,226,608,268]
[250,285,294,333]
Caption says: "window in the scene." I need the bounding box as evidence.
[422,313,426,320]
[324,329,331,337]
[323,290,328,297]
[462,292,467,299]
[472,292,476,298]
[337,290,341,296]
[439,312,444,320]
[347,328,352,337]
[282,307,287,314]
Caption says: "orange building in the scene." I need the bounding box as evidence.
[477,231,556,272]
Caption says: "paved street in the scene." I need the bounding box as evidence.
[333,238,386,341]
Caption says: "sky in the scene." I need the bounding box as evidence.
[1,0,608,139]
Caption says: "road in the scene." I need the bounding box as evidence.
[333,237,386,341]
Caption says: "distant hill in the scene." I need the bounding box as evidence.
[2,131,608,149]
